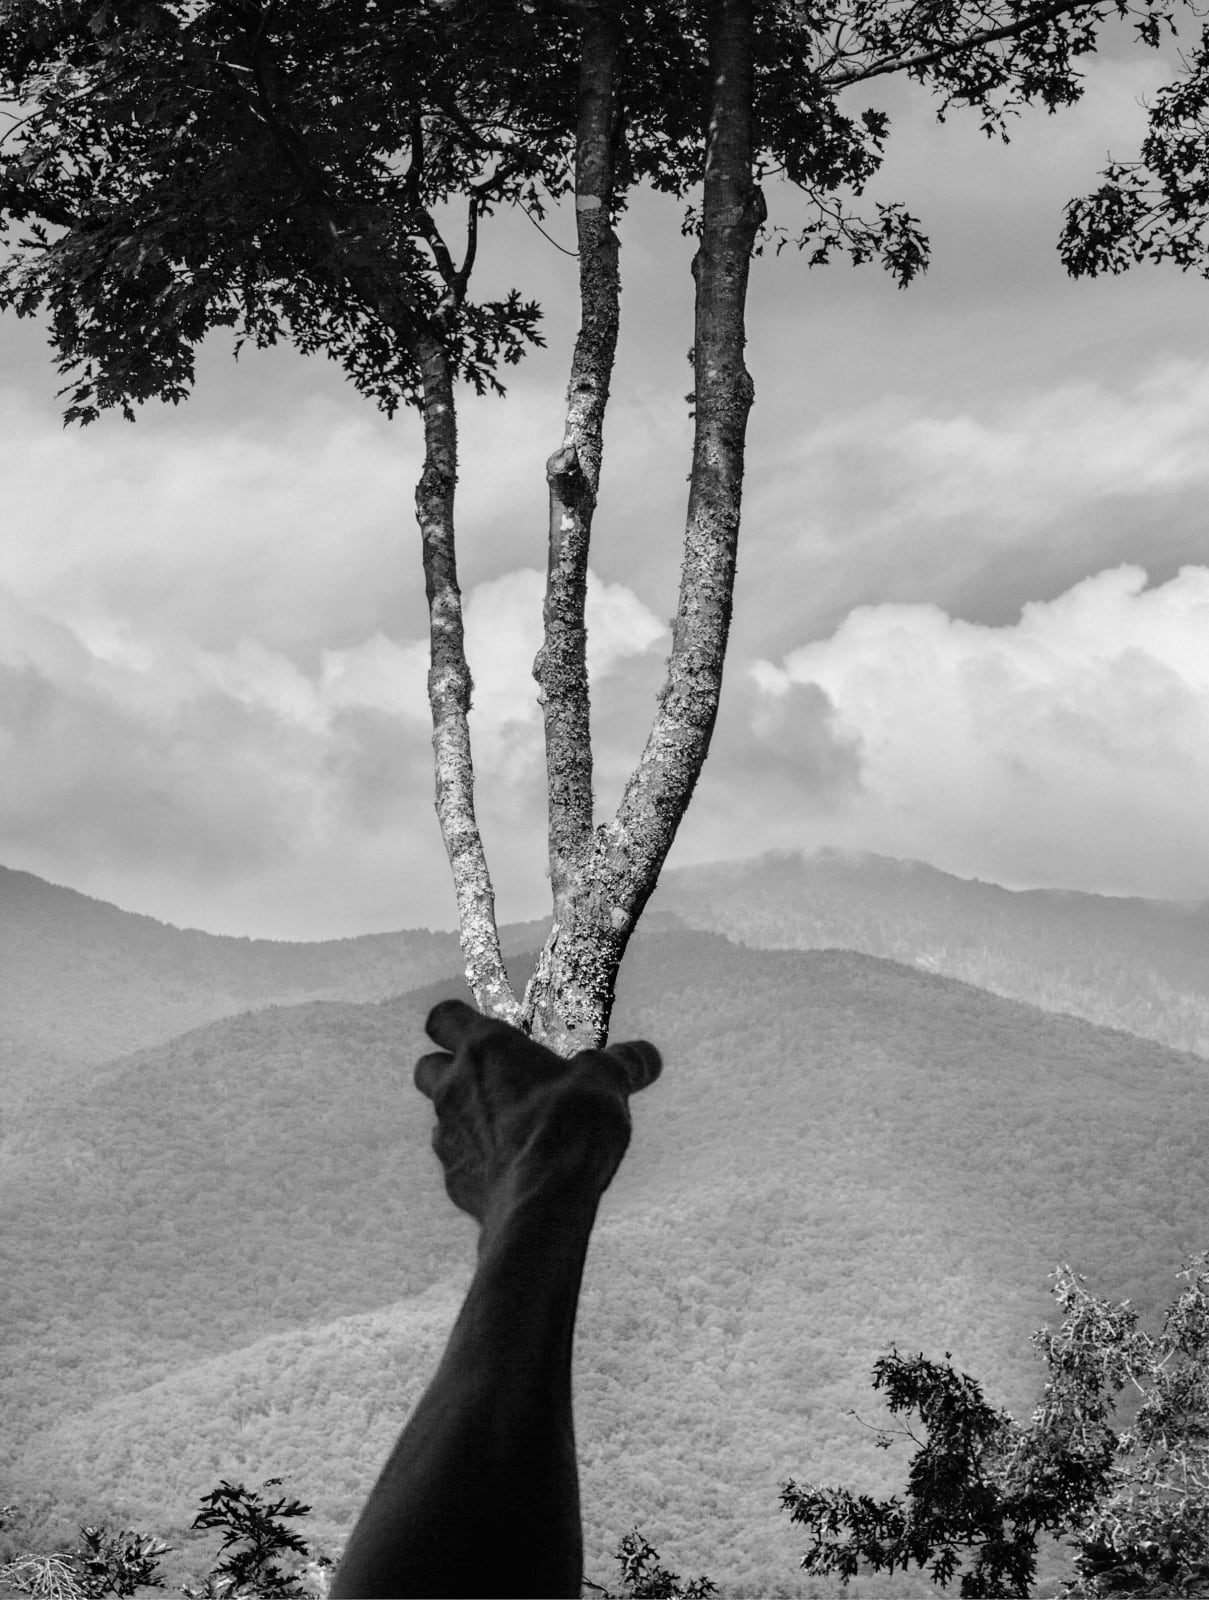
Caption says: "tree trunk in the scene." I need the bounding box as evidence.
[524,3,625,1052]
[534,1,622,933]
[524,0,762,1052]
[415,329,520,1026]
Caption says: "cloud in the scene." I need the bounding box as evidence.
[740,565,1209,898]
[735,360,1209,652]
[0,570,665,935]
[463,566,666,768]
[838,363,1209,529]
[3,398,426,660]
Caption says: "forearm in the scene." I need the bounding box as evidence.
[332,1201,597,1599]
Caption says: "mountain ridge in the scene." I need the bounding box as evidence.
[651,848,1209,1056]
[6,849,1207,1081]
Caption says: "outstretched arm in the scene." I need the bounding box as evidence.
[331,999,661,1600]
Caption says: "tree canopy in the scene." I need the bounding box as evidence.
[0,0,1182,417]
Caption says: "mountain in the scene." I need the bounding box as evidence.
[652,849,1209,1058]
[4,929,1207,1597]
[0,865,546,1100]
[8,847,1207,1100]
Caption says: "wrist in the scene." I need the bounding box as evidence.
[478,1178,601,1261]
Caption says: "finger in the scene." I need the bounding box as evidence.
[424,998,487,1052]
[413,1049,453,1100]
[602,1039,662,1093]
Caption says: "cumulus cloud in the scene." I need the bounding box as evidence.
[835,363,1209,529]
[742,565,1209,898]
[461,567,666,784]
[736,361,1209,652]
[0,569,665,935]
[3,396,426,659]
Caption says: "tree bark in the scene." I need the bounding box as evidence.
[533,2,622,932]
[415,330,520,1026]
[525,0,762,1052]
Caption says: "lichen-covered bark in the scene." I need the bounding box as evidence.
[525,0,761,1052]
[415,331,520,1025]
[533,3,622,936]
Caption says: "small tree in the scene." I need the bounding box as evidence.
[0,0,1188,1049]
[186,1479,324,1600]
[0,1480,331,1600]
[584,1526,717,1599]
[0,1520,169,1599]
[781,1256,1209,1597]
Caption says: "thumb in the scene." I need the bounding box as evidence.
[602,1039,662,1094]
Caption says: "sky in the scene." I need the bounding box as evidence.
[3,35,1209,939]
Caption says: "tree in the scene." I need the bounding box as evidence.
[188,1478,319,1599]
[585,1526,717,1598]
[0,0,1185,1049]
[780,1257,1209,1597]
[0,1479,330,1599]
[0,1516,170,1598]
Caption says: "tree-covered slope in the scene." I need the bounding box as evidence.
[653,850,1209,1057]
[0,865,545,1094]
[4,932,1206,1595]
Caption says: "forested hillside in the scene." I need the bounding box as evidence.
[7,848,1205,1104]
[4,930,1206,1596]
[655,850,1209,1057]
[0,866,545,1098]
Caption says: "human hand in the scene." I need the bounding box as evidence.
[415,999,661,1222]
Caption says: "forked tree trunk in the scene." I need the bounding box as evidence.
[523,0,763,1051]
[419,0,762,1052]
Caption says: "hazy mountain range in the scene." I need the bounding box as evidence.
[2,855,1207,1596]
[651,849,1209,1059]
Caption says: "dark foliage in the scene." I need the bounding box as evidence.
[782,1261,1209,1597]
[586,1526,718,1598]
[1061,19,1209,281]
[0,0,1188,429]
[189,1479,316,1599]
[75,1524,171,1596]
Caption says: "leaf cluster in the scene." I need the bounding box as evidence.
[585,1526,718,1598]
[1063,1256,1209,1597]
[782,1259,1209,1597]
[2,0,1187,422]
[782,1350,1055,1595]
[187,1478,318,1599]
[0,0,567,419]
[0,1519,171,1598]
[1061,19,1209,279]
[0,1479,331,1599]
[74,1525,172,1597]
[750,0,1182,282]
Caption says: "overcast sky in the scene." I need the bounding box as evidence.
[4,39,1208,939]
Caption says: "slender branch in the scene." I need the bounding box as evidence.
[227,10,514,1015]
[416,205,461,289]
[598,0,760,918]
[823,0,1103,89]
[456,193,479,294]
[533,1,623,930]
[520,202,581,256]
[415,331,520,1023]
[429,88,523,155]
[403,111,424,209]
